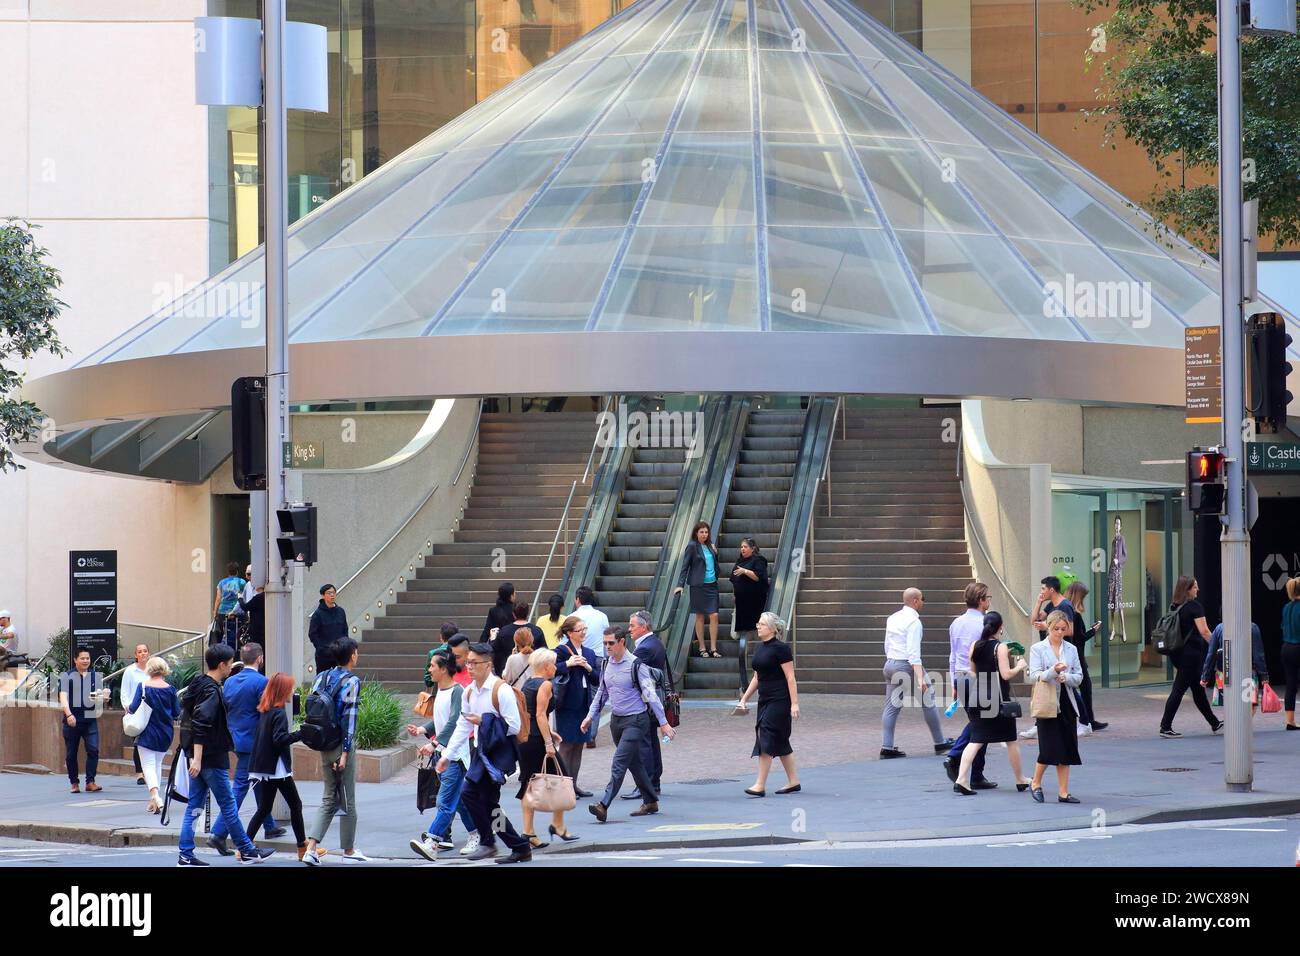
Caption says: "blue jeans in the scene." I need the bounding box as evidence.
[63,720,99,784]
[179,766,256,857]
[426,760,476,840]
[212,751,276,839]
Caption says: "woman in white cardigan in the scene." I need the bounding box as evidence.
[1028,610,1084,804]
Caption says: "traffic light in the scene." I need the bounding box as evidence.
[1246,312,1293,434]
[276,503,318,566]
[1186,448,1226,515]
[231,376,267,491]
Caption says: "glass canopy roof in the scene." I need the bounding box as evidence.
[83,0,1271,369]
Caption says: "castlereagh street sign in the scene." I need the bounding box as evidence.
[1245,441,1300,473]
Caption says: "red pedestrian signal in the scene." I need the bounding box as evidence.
[1186,448,1226,515]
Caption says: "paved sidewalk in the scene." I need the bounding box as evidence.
[2,688,1296,859]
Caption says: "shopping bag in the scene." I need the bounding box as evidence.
[1261,681,1282,714]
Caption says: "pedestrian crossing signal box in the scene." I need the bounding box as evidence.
[276,503,318,566]
[1186,448,1226,516]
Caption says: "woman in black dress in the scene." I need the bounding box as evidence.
[1028,610,1085,803]
[953,612,1031,795]
[737,612,800,796]
[514,648,577,849]
[674,521,722,657]
[730,537,769,643]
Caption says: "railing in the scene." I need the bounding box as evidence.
[337,398,482,604]
[807,396,843,574]
[11,624,207,702]
[531,479,580,618]
[957,429,1031,617]
[104,627,208,685]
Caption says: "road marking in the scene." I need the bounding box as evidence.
[647,823,763,832]
[67,799,137,808]
[1208,827,1287,832]
[677,857,761,865]
[591,854,662,860]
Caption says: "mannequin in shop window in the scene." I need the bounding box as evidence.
[1107,516,1128,643]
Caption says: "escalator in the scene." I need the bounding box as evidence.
[682,407,807,698]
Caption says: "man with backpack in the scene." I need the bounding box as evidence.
[301,637,368,865]
[177,644,274,866]
[438,642,534,863]
[581,626,676,823]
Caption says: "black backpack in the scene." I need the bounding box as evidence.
[300,670,345,751]
[1152,603,1187,657]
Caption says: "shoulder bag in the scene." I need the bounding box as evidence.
[523,753,576,813]
[413,690,435,719]
[1029,645,1061,719]
[123,695,152,737]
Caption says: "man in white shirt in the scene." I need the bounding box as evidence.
[119,643,151,787]
[438,642,533,864]
[879,588,952,758]
[0,610,16,655]
[572,587,610,660]
[943,583,996,787]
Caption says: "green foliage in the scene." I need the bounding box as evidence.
[165,659,202,693]
[1074,0,1300,249]
[353,680,402,751]
[0,220,67,472]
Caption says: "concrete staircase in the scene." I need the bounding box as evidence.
[684,408,805,698]
[589,444,689,634]
[793,407,974,695]
[356,412,595,693]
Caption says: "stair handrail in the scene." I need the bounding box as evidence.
[582,395,617,485]
[555,395,636,610]
[337,398,482,603]
[531,479,581,619]
[102,627,208,685]
[957,428,1031,618]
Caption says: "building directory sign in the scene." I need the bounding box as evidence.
[1246,441,1300,473]
[69,550,118,669]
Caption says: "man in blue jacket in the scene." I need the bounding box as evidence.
[208,643,282,854]
[628,610,670,801]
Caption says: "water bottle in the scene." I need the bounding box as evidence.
[944,698,960,718]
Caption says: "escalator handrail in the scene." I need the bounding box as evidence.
[644,395,728,630]
[767,397,839,632]
[654,396,752,686]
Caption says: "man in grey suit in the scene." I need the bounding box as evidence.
[628,610,670,800]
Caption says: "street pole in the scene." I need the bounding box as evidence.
[263,0,293,681]
[1216,0,1252,792]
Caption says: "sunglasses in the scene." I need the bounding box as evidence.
[603,640,618,647]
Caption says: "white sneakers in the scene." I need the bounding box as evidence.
[1077,723,1093,736]
[460,832,481,856]
[410,836,438,862]
[341,849,370,864]
[1019,725,1038,739]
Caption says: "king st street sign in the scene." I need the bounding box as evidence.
[1245,441,1300,473]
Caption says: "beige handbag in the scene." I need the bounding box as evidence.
[524,754,576,812]
[1029,644,1061,719]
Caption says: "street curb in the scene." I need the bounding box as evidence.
[4,797,1298,856]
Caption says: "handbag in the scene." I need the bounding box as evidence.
[523,753,576,812]
[998,699,1023,720]
[416,752,441,813]
[159,747,191,826]
[123,698,152,737]
[1029,643,1061,719]
[1261,681,1282,714]
[207,617,223,647]
[413,691,434,719]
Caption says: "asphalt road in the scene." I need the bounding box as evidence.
[2,815,1296,868]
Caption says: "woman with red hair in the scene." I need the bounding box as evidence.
[246,672,307,858]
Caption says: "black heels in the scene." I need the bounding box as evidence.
[548,825,579,843]
[953,782,976,796]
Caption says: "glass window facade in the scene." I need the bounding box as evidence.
[87,0,1237,370]
[1052,487,1189,687]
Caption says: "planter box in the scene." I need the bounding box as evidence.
[290,741,418,784]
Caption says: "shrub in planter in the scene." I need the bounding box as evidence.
[353,680,402,751]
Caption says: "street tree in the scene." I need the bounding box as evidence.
[1077,0,1300,251]
[0,220,67,472]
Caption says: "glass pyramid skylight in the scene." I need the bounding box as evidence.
[84,0,1258,369]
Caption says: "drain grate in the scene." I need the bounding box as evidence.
[679,778,740,786]
[1153,767,1198,773]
